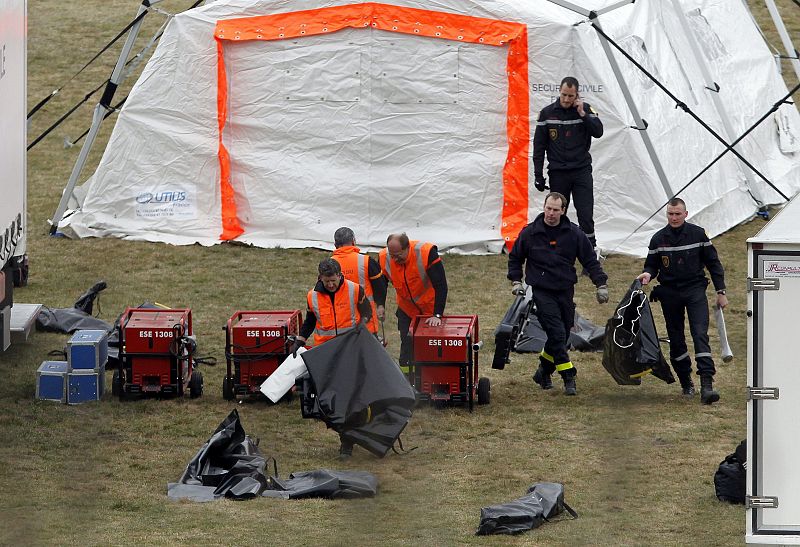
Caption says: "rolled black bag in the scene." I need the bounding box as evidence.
[715,440,746,504]
[476,482,577,535]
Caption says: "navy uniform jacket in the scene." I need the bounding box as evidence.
[533,99,603,179]
[507,213,607,291]
[643,222,725,291]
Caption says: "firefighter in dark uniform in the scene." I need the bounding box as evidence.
[637,197,728,405]
[533,76,603,249]
[507,192,609,396]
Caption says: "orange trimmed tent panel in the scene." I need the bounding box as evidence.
[214,3,529,248]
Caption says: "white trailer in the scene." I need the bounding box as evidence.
[746,194,800,544]
[0,0,28,351]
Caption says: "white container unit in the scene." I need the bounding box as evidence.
[746,194,800,545]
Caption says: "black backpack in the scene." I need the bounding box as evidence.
[714,440,746,504]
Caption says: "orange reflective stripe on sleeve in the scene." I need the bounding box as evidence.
[215,3,529,246]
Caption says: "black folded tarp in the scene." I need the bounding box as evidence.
[263,469,378,499]
[516,311,605,353]
[168,410,378,502]
[476,482,578,535]
[601,280,674,385]
[36,280,112,334]
[493,294,605,369]
[492,294,533,369]
[168,409,270,502]
[299,326,416,458]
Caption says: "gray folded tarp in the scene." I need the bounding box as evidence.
[476,482,578,535]
[262,469,378,499]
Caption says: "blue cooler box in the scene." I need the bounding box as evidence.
[67,367,105,404]
[67,330,109,371]
[36,361,68,402]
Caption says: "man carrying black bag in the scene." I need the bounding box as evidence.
[637,198,728,404]
[508,192,609,396]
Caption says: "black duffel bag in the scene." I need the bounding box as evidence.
[714,440,746,504]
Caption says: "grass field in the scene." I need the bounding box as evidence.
[2,0,799,544]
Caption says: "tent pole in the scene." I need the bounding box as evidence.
[590,17,673,199]
[668,0,761,204]
[50,0,161,233]
[763,0,800,84]
[545,0,673,199]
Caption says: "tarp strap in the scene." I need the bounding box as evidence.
[609,82,800,255]
[562,501,579,519]
[27,79,108,151]
[28,0,205,151]
[590,22,789,202]
[26,4,152,120]
[214,2,530,245]
[629,368,652,379]
[391,435,418,455]
[66,96,127,148]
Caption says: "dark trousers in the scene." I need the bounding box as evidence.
[657,284,716,377]
[532,287,576,378]
[397,308,413,366]
[548,166,595,247]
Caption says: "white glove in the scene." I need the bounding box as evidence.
[511,281,525,296]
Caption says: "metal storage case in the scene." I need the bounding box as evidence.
[36,361,68,402]
[67,329,109,371]
[67,368,105,404]
[746,194,800,545]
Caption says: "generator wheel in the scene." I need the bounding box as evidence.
[189,370,204,399]
[111,369,121,397]
[222,376,234,400]
[477,377,491,405]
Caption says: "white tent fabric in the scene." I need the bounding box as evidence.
[59,0,800,256]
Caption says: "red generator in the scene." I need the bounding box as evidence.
[223,310,302,401]
[410,314,490,411]
[114,307,202,399]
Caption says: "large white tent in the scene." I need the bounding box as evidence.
[58,0,800,256]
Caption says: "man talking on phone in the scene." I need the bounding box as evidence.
[533,76,604,253]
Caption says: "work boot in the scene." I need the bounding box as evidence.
[338,441,353,461]
[677,372,696,397]
[533,365,553,390]
[700,376,720,405]
[563,376,577,396]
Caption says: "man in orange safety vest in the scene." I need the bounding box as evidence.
[379,233,448,371]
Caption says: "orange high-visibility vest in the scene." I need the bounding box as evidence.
[332,246,379,335]
[307,279,361,345]
[379,240,437,319]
